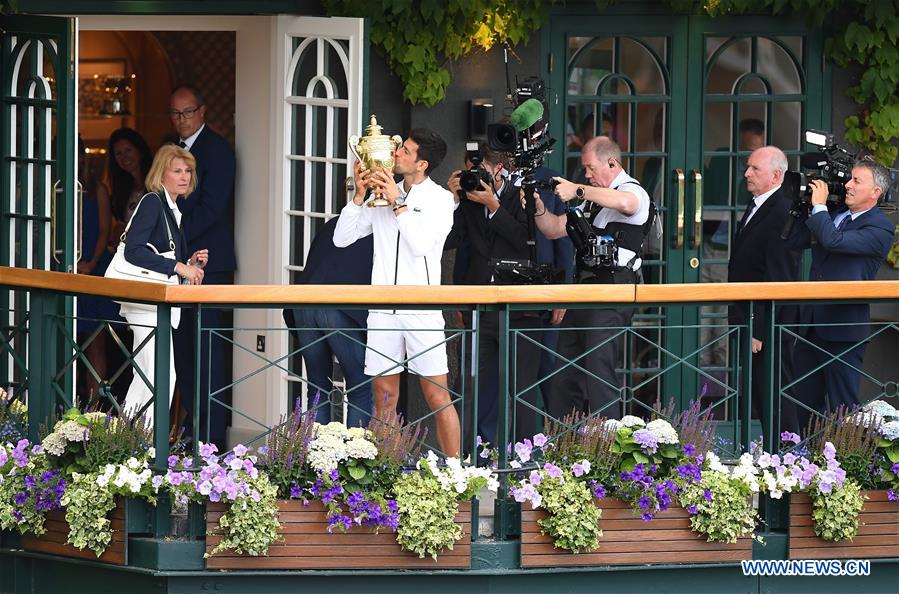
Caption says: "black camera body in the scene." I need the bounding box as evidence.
[566,207,618,269]
[784,129,855,215]
[457,142,494,201]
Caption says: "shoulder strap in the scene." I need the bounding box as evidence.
[121,192,176,251]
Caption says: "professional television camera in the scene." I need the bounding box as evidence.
[781,129,856,239]
[456,141,495,201]
[485,75,561,285]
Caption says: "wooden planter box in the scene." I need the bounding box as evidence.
[789,490,899,559]
[205,499,472,569]
[521,497,752,567]
[20,498,152,565]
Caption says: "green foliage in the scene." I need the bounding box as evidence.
[810,479,864,542]
[207,474,281,558]
[321,0,552,106]
[807,406,881,489]
[62,472,116,557]
[262,400,317,497]
[679,470,757,543]
[394,470,461,559]
[536,474,601,553]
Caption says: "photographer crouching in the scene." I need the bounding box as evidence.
[531,136,654,420]
[785,158,894,430]
[446,143,547,444]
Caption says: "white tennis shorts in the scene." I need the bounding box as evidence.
[364,311,449,377]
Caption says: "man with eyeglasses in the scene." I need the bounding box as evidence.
[169,84,236,448]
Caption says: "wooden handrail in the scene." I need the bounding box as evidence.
[1,266,898,305]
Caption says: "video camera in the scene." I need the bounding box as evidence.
[784,129,854,215]
[456,142,495,202]
[479,75,560,285]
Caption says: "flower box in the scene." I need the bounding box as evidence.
[521,497,752,567]
[205,499,472,569]
[789,490,899,559]
[19,498,152,565]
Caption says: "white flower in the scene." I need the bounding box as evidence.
[345,438,378,460]
[347,427,369,440]
[645,419,679,444]
[880,421,899,441]
[619,415,645,428]
[862,400,898,420]
[705,451,729,474]
[602,419,624,434]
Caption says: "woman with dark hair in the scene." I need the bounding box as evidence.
[119,143,208,425]
[77,136,117,401]
[108,127,153,225]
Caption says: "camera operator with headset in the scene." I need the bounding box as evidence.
[531,136,653,420]
[785,157,894,431]
[445,143,545,444]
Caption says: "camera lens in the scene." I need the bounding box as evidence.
[459,170,482,192]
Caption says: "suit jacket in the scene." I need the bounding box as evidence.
[785,205,894,341]
[727,187,802,340]
[123,191,187,276]
[179,125,236,274]
[283,216,373,330]
[444,182,529,285]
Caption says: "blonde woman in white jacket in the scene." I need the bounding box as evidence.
[334,129,460,457]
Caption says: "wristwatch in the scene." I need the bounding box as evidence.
[575,185,585,199]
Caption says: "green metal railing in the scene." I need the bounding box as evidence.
[2,268,898,542]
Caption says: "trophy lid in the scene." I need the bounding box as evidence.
[364,114,384,137]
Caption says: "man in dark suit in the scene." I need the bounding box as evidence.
[445,144,544,444]
[283,217,373,427]
[169,84,236,447]
[727,146,801,432]
[787,159,895,431]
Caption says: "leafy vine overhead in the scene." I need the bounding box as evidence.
[320,0,549,106]
[323,0,898,164]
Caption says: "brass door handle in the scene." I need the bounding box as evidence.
[674,169,685,248]
[692,169,702,249]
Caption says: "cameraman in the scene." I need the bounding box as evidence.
[446,143,545,443]
[786,159,894,430]
[531,136,651,419]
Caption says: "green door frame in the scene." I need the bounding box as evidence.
[1,14,77,427]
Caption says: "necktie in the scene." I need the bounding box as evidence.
[179,141,187,149]
[738,199,755,232]
[837,215,851,230]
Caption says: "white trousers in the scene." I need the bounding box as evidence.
[121,308,176,426]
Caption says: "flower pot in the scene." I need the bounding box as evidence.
[19,497,146,565]
[520,497,752,567]
[204,499,472,569]
[789,490,899,559]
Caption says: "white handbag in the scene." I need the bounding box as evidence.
[104,193,180,287]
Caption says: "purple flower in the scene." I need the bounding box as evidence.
[641,512,653,522]
[233,444,248,457]
[14,492,27,505]
[514,439,533,463]
[638,495,652,510]
[682,444,696,458]
[888,490,897,502]
[686,504,698,515]
[528,470,543,485]
[12,511,23,522]
[199,442,218,459]
[703,489,713,503]
[781,431,801,444]
[167,455,179,468]
[823,442,836,461]
[632,429,659,453]
[289,485,303,499]
[533,433,547,448]
[891,463,899,474]
[543,463,562,479]
[571,462,586,477]
[590,481,607,499]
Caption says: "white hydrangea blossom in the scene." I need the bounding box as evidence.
[307,433,348,472]
[862,400,898,419]
[881,420,899,441]
[344,438,378,460]
[645,419,679,444]
[347,427,370,440]
[619,415,645,428]
[602,419,624,434]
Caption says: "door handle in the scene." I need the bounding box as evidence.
[674,169,685,248]
[692,169,702,249]
[51,180,61,264]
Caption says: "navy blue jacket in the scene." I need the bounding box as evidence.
[179,125,236,274]
[786,205,894,341]
[285,216,373,328]
[123,192,187,276]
